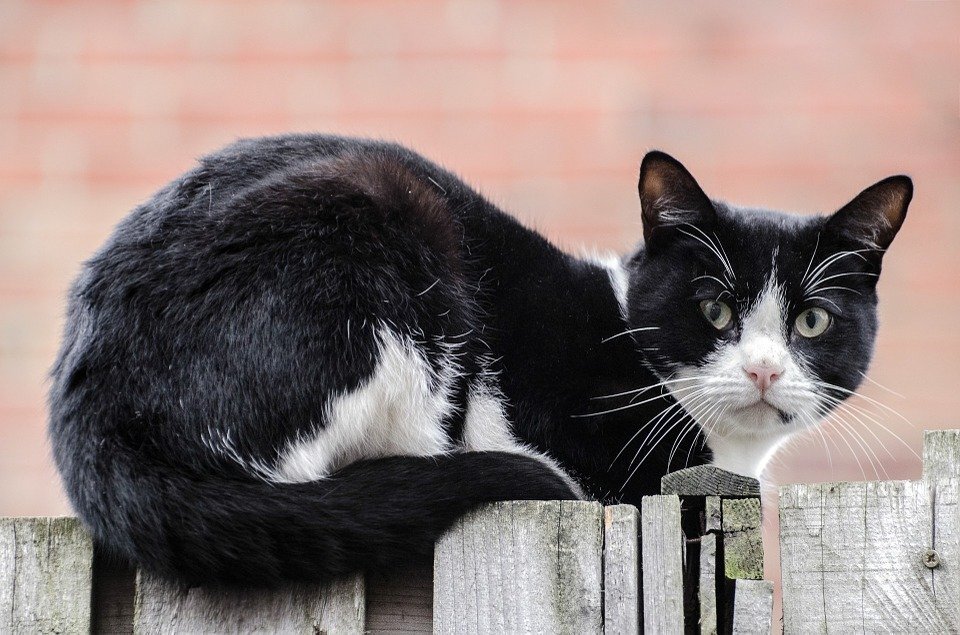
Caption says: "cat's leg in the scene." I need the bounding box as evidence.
[272,328,456,482]
[462,382,587,499]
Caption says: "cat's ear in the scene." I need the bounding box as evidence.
[638,151,715,247]
[826,175,913,252]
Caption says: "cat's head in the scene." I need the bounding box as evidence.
[625,151,912,477]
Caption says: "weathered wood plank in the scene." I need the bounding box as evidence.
[661,465,760,498]
[704,495,722,532]
[730,579,772,634]
[603,504,641,634]
[924,429,960,481]
[641,495,684,634]
[698,532,718,635]
[721,498,763,580]
[433,500,604,634]
[0,517,94,634]
[779,479,959,632]
[133,572,365,634]
[699,496,722,635]
[366,564,432,633]
[930,477,960,626]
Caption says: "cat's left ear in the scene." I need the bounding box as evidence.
[826,175,913,252]
[638,151,716,248]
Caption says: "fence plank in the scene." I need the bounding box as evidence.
[433,500,603,634]
[931,477,960,626]
[721,498,763,580]
[698,532,718,635]
[731,579,772,634]
[779,480,959,632]
[924,429,960,481]
[603,504,641,633]
[641,495,684,634]
[133,572,365,634]
[661,466,760,497]
[0,517,94,634]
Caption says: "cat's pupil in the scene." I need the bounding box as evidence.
[708,303,722,322]
[805,311,817,328]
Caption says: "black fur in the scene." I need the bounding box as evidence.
[49,134,910,585]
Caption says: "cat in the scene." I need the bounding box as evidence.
[48,134,911,585]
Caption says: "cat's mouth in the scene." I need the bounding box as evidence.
[736,399,794,424]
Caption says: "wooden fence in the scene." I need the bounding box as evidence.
[3,428,956,633]
[779,428,960,632]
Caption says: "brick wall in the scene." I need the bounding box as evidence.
[1,1,957,602]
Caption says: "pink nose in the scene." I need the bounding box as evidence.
[744,363,783,391]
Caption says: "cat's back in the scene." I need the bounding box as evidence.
[51,135,482,473]
[81,134,472,312]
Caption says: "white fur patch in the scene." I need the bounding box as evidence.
[669,274,822,478]
[583,251,629,319]
[739,277,789,368]
[271,328,456,483]
[462,383,585,499]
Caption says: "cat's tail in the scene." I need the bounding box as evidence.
[64,447,580,586]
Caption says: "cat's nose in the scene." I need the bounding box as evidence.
[743,363,783,392]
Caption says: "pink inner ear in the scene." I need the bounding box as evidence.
[878,183,911,229]
[641,165,670,203]
[830,176,912,250]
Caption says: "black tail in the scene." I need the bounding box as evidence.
[66,449,579,586]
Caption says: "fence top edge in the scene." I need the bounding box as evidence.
[661,465,760,497]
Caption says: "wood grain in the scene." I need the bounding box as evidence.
[730,579,772,635]
[721,498,763,581]
[779,479,959,632]
[603,504,641,634]
[924,428,960,481]
[133,571,365,634]
[433,500,604,634]
[661,466,760,498]
[698,531,718,635]
[0,517,94,634]
[641,495,684,634]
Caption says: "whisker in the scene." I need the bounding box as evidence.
[803,249,872,290]
[816,393,919,459]
[799,232,823,288]
[858,372,905,399]
[635,395,700,455]
[601,326,661,344]
[805,285,862,297]
[804,295,843,313]
[827,415,887,481]
[832,402,899,462]
[677,225,736,284]
[573,382,703,418]
[823,419,868,482]
[606,396,692,470]
[811,380,914,428]
[589,375,702,401]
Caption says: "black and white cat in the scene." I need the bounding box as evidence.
[48,134,911,585]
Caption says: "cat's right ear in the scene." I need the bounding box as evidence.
[638,151,716,248]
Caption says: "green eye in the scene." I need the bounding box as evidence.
[700,300,733,330]
[795,307,831,338]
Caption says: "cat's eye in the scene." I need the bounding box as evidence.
[795,307,831,338]
[699,300,733,330]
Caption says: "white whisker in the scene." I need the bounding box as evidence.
[601,326,661,344]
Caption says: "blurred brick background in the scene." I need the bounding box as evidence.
[1,0,957,617]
